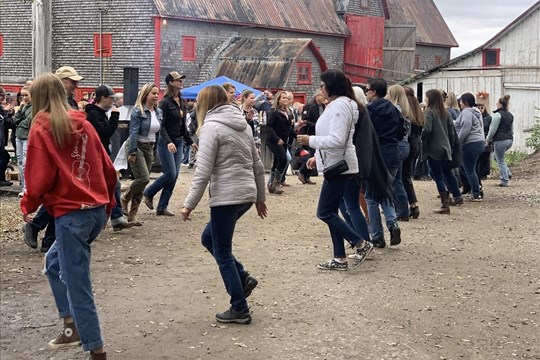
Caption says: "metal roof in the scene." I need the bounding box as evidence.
[384,0,458,47]
[212,37,319,89]
[153,0,349,36]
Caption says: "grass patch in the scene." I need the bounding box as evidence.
[491,151,528,172]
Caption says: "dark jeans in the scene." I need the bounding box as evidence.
[111,179,123,221]
[0,148,10,181]
[144,137,183,211]
[395,140,410,218]
[477,151,491,178]
[31,206,56,247]
[339,176,370,241]
[366,165,398,241]
[266,142,288,179]
[459,141,484,197]
[201,203,253,312]
[181,140,190,164]
[428,157,461,197]
[402,137,419,204]
[317,174,362,258]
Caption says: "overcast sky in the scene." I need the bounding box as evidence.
[433,0,538,58]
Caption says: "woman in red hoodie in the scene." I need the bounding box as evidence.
[20,73,117,360]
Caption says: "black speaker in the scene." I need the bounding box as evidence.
[123,67,139,106]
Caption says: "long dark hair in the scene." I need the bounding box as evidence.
[498,94,510,110]
[425,89,447,120]
[460,92,477,108]
[321,69,365,115]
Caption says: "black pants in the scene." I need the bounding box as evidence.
[267,142,288,177]
[0,148,10,181]
[402,137,419,204]
[477,151,491,178]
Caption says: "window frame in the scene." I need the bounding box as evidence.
[482,48,500,67]
[182,36,197,61]
[297,62,312,85]
[434,55,442,66]
[359,0,369,9]
[414,54,420,70]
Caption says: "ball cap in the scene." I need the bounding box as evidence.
[55,66,84,81]
[165,71,186,84]
[95,85,115,98]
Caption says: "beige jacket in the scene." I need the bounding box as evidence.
[184,104,266,210]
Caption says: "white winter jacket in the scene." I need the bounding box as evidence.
[309,96,359,175]
[183,104,266,209]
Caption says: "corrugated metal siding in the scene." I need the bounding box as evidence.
[385,0,458,47]
[344,15,385,83]
[153,0,350,36]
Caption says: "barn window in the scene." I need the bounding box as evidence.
[182,36,196,61]
[482,49,500,67]
[0,34,4,57]
[93,33,112,58]
[360,0,369,8]
[297,62,312,85]
[434,56,442,66]
[293,93,306,104]
[414,54,420,70]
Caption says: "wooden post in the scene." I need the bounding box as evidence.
[32,0,52,77]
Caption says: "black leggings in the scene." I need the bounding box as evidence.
[267,142,288,175]
[402,137,419,204]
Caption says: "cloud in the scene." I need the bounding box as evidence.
[433,0,537,57]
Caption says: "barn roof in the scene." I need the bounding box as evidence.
[384,0,458,47]
[401,0,540,84]
[153,0,350,37]
[212,37,326,89]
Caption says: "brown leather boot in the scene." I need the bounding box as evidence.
[128,195,143,225]
[89,351,107,360]
[268,171,283,194]
[121,189,132,215]
[434,192,450,214]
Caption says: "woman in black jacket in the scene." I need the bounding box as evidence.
[265,91,291,194]
[143,71,195,215]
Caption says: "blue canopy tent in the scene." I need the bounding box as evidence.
[181,76,262,99]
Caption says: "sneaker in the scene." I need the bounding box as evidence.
[316,259,348,271]
[351,241,374,268]
[156,209,175,216]
[188,164,194,169]
[449,196,464,206]
[469,194,483,202]
[243,273,258,298]
[18,192,24,198]
[0,180,13,186]
[389,223,401,246]
[40,244,51,253]
[48,323,81,349]
[23,223,38,249]
[215,307,252,325]
[143,195,154,210]
[89,351,107,360]
[498,183,509,187]
[370,237,386,249]
[112,221,136,232]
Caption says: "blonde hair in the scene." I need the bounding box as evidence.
[352,86,367,105]
[404,87,424,126]
[222,83,236,92]
[444,91,459,110]
[387,84,412,119]
[30,73,72,148]
[272,91,288,110]
[196,85,229,134]
[135,83,158,113]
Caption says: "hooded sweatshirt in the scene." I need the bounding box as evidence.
[367,98,402,168]
[183,104,266,210]
[20,110,117,217]
[454,107,484,145]
[85,103,119,155]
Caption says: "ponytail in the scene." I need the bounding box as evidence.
[499,94,510,110]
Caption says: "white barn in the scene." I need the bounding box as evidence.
[403,1,540,153]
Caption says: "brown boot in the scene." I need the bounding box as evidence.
[434,191,450,214]
[89,351,107,360]
[121,189,132,215]
[267,171,283,194]
[128,195,143,225]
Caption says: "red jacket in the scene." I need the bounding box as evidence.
[20,110,117,218]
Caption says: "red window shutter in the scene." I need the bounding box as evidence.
[0,34,3,57]
[182,36,196,61]
[94,33,112,58]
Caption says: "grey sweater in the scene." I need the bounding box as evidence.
[183,104,266,210]
[454,107,484,144]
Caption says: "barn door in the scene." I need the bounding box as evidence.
[383,23,416,81]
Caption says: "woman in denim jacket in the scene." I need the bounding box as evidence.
[121,83,162,225]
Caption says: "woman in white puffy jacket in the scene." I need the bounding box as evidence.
[181,85,267,325]
[297,70,373,272]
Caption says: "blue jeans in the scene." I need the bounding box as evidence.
[144,138,183,211]
[182,140,190,164]
[16,138,28,190]
[339,176,370,242]
[428,157,461,197]
[317,174,362,258]
[494,139,513,185]
[460,141,484,196]
[281,147,292,183]
[45,207,107,352]
[110,179,123,223]
[395,140,410,218]
[31,206,56,248]
[366,166,398,241]
[201,203,252,312]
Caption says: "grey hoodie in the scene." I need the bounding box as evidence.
[184,104,266,210]
[454,107,485,145]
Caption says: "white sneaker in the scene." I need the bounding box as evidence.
[18,192,24,198]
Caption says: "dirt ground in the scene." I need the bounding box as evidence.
[1,163,539,360]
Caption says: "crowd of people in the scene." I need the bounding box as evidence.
[0,66,516,358]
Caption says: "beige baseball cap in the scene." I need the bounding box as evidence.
[55,66,84,81]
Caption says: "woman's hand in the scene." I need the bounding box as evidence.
[181,207,192,221]
[255,202,268,219]
[297,135,310,146]
[277,139,284,146]
[191,143,199,151]
[128,154,137,163]
[306,157,317,170]
[23,213,34,223]
[167,143,177,153]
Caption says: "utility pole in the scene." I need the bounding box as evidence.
[32,0,52,77]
